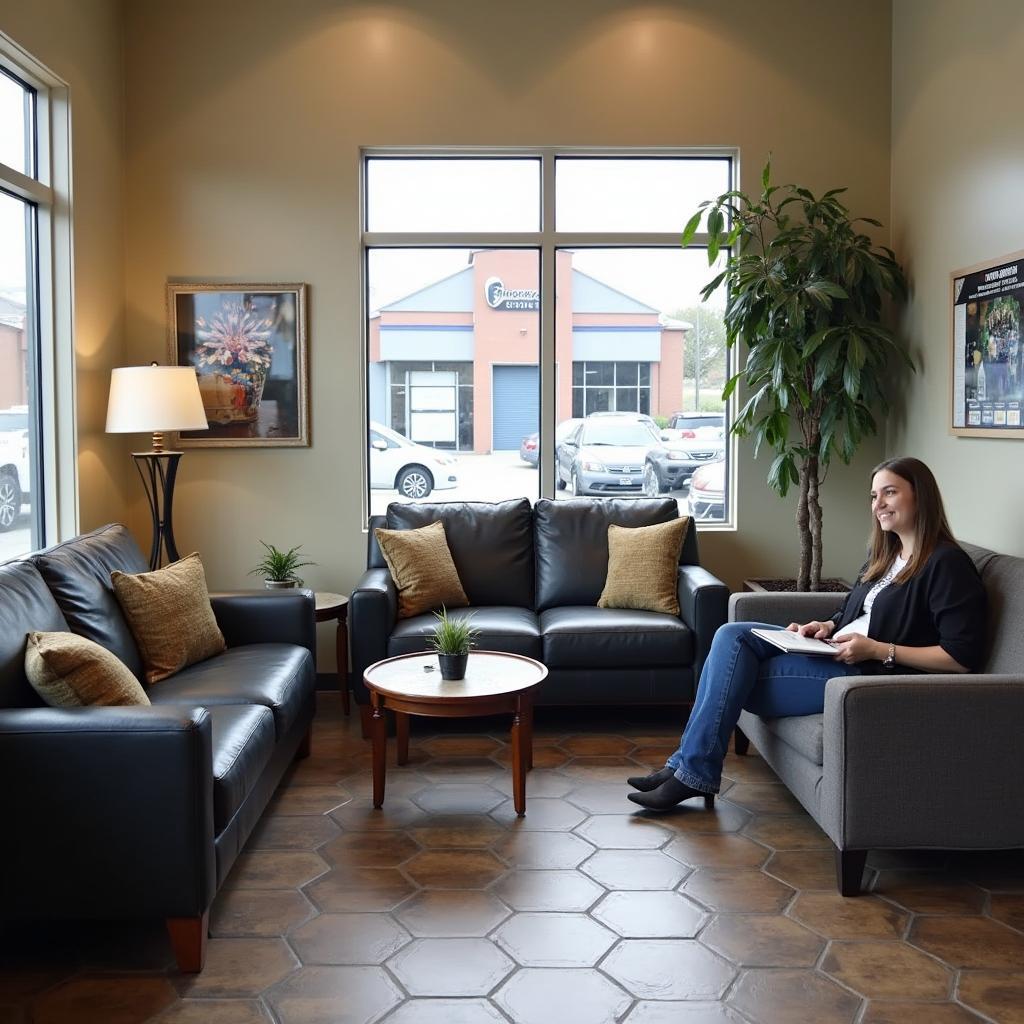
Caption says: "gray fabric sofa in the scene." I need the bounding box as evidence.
[350,497,729,728]
[0,524,317,971]
[732,542,1024,895]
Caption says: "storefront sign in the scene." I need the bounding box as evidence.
[484,276,539,312]
[951,249,1024,437]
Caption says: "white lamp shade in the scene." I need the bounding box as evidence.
[106,366,209,433]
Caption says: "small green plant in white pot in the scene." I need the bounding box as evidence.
[427,608,480,680]
[249,541,315,589]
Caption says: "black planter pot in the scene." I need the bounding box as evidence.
[437,653,469,680]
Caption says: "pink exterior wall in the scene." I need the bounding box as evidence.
[0,325,27,410]
[372,251,685,452]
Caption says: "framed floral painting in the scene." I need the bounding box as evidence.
[167,282,309,447]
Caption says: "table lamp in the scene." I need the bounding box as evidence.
[106,363,209,570]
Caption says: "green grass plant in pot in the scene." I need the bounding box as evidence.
[682,158,912,591]
[427,607,480,680]
[249,541,315,589]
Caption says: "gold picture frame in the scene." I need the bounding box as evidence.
[167,282,309,448]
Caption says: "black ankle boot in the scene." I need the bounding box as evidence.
[626,766,676,792]
[628,775,714,811]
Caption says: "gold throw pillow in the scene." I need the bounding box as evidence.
[25,631,151,707]
[597,516,691,615]
[374,520,469,619]
[111,552,226,684]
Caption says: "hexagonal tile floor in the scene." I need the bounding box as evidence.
[7,694,1024,1023]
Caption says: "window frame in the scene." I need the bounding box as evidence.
[359,147,737,530]
[0,32,76,551]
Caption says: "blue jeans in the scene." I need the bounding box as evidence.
[667,621,862,793]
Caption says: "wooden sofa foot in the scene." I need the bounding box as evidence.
[295,727,312,760]
[734,726,750,755]
[167,910,209,972]
[835,846,868,896]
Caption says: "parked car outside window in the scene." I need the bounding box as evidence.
[663,411,725,442]
[687,459,726,520]
[369,421,459,499]
[0,408,30,533]
[643,434,724,495]
[556,415,662,496]
[519,418,584,467]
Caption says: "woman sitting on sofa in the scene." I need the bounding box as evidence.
[628,456,987,811]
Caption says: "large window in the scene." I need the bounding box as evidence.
[362,153,733,525]
[0,40,70,560]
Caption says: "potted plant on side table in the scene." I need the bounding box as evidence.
[249,541,315,589]
[427,608,479,681]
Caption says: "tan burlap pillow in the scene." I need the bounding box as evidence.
[111,552,226,684]
[25,631,151,707]
[374,520,469,619]
[597,516,691,615]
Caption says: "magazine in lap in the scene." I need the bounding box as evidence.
[750,628,839,656]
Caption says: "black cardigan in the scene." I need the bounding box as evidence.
[831,542,987,672]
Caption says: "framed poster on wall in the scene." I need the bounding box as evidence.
[950,251,1024,438]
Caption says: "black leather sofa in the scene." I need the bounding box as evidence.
[350,498,728,728]
[0,524,317,972]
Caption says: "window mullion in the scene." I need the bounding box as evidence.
[539,153,557,499]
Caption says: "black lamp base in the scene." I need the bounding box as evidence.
[132,451,183,570]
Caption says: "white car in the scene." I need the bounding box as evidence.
[369,421,459,499]
[0,406,30,532]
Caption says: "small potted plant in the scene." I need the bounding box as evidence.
[427,607,479,681]
[249,541,315,589]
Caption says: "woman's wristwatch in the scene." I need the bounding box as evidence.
[882,642,897,668]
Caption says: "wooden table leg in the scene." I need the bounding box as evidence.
[522,694,534,772]
[395,711,409,766]
[336,612,350,716]
[511,701,526,817]
[371,699,387,808]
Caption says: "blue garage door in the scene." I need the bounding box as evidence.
[492,365,539,450]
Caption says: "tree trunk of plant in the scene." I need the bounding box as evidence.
[796,459,812,591]
[807,454,823,590]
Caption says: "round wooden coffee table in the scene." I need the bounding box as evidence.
[363,651,548,816]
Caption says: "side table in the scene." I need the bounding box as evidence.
[314,592,350,715]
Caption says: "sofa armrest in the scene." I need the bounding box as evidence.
[820,674,1024,850]
[677,565,729,680]
[210,589,316,658]
[0,705,216,918]
[729,590,846,628]
[349,568,398,704]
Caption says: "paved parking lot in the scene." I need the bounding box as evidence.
[369,450,688,517]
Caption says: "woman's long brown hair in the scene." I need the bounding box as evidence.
[863,457,956,583]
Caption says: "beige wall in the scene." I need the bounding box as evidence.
[0,0,130,533]
[121,0,895,622]
[890,0,1024,555]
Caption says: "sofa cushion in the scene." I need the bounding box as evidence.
[374,520,469,619]
[112,553,227,684]
[965,545,1024,675]
[599,517,690,615]
[208,704,276,832]
[0,560,69,709]
[147,643,313,738]
[389,607,542,660]
[25,631,151,708]
[540,607,693,669]
[535,498,691,612]
[385,500,535,609]
[753,713,825,766]
[32,523,148,680]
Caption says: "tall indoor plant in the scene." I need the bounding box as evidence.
[682,160,911,590]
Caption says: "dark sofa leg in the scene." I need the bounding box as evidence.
[835,846,868,896]
[734,726,750,755]
[167,910,209,972]
[295,727,312,760]
[359,704,373,740]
